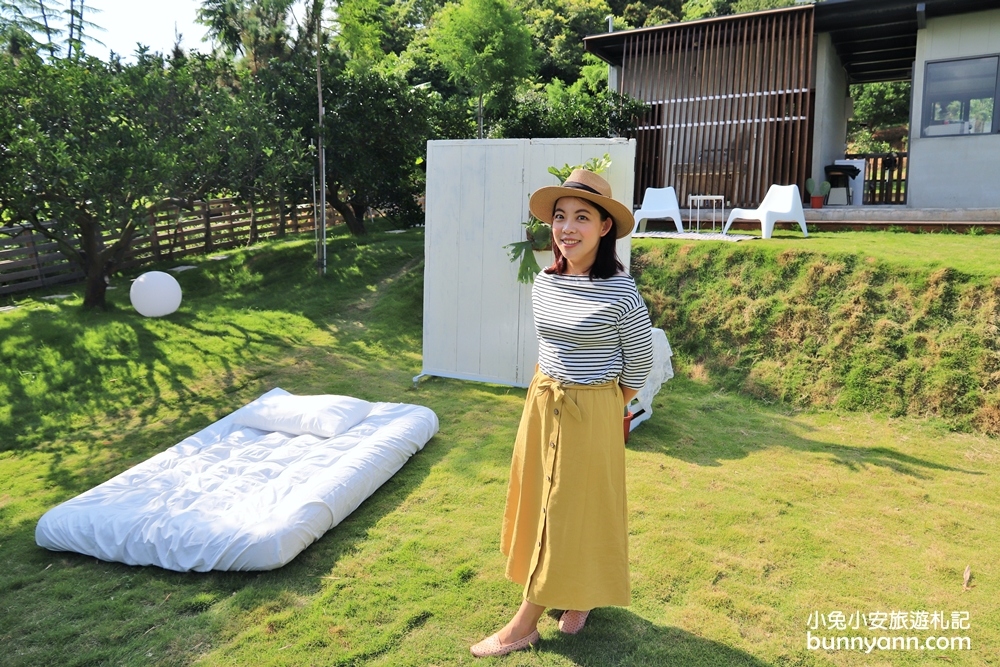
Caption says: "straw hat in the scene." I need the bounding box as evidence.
[528,169,634,239]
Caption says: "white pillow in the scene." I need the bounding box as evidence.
[232,394,373,437]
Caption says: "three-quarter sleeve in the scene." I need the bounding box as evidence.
[616,300,654,390]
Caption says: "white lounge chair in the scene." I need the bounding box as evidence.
[633,187,683,233]
[627,328,674,432]
[722,184,809,239]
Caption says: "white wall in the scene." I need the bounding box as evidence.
[421,138,637,387]
[908,9,1000,208]
[811,32,849,190]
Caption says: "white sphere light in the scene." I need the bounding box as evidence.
[130,271,182,317]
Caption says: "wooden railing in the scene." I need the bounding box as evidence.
[845,152,908,205]
[0,198,319,297]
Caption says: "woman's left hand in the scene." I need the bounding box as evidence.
[620,384,639,409]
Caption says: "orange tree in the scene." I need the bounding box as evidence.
[0,50,303,308]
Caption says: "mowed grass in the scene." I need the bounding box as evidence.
[679,227,1000,277]
[1,227,998,666]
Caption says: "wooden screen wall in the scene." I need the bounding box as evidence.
[620,6,815,208]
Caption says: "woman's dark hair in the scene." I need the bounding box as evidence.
[544,198,625,280]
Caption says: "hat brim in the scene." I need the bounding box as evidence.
[528,186,635,239]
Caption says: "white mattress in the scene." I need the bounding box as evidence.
[35,388,439,571]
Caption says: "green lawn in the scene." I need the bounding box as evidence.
[757,229,1000,278]
[1,227,997,666]
[680,228,1000,277]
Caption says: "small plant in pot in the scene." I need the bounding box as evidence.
[806,178,831,209]
[505,217,552,284]
[505,154,611,284]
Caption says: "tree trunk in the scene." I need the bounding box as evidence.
[78,215,135,311]
[350,201,367,226]
[249,197,258,245]
[478,92,484,140]
[82,267,108,309]
[202,200,213,250]
[328,188,366,236]
[278,189,286,238]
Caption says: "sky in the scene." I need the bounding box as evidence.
[84,0,208,61]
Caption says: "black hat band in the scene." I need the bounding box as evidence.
[562,181,602,196]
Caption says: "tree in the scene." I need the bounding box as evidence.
[515,0,610,84]
[490,83,646,138]
[679,0,792,20]
[322,69,431,234]
[728,0,793,13]
[1,0,66,57]
[198,0,310,70]
[681,0,725,20]
[428,0,535,138]
[1,0,46,54]
[621,2,679,28]
[850,81,911,132]
[0,48,307,308]
[0,54,165,308]
[847,81,911,152]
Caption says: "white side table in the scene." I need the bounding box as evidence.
[687,195,725,232]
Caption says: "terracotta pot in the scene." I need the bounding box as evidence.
[810,195,825,209]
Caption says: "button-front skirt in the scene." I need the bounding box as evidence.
[500,371,629,610]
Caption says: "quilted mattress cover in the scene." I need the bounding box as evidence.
[35,388,439,571]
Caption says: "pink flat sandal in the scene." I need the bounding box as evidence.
[558,610,590,634]
[470,629,540,658]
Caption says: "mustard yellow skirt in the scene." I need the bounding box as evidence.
[500,371,630,610]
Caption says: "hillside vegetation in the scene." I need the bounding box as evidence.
[633,235,1000,435]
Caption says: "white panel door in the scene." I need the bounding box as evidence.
[478,140,527,383]
[423,141,464,377]
[455,144,488,375]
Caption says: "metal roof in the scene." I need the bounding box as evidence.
[585,0,1000,84]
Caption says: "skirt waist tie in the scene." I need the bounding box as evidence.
[534,375,617,421]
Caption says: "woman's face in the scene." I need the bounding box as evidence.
[551,196,614,274]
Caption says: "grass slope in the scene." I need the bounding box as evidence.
[1,228,998,666]
[632,233,1000,434]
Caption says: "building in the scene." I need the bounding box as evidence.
[584,0,1000,211]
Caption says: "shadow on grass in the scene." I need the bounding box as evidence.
[1,302,309,499]
[545,607,773,666]
[1,231,424,477]
[0,235,444,665]
[628,375,984,480]
[1,428,449,667]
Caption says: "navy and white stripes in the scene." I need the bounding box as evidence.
[532,271,654,389]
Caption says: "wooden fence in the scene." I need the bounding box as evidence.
[0,198,319,297]
[844,152,908,205]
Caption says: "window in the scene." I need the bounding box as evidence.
[922,55,1000,137]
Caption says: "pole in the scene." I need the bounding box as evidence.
[316,9,327,276]
[311,140,318,252]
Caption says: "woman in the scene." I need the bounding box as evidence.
[471,169,654,657]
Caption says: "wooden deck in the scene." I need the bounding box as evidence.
[639,206,1000,234]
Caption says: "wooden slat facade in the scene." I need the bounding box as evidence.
[0,198,320,297]
[619,6,815,208]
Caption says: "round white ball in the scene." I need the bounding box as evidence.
[130,271,182,317]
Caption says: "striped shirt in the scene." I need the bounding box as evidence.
[532,270,654,388]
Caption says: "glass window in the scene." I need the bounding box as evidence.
[922,56,999,137]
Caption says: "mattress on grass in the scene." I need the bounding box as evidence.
[35,388,439,572]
